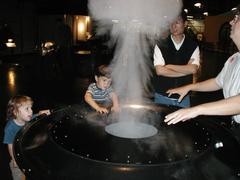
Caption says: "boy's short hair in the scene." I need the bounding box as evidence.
[95,66,111,78]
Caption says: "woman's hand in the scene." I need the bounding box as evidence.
[164,107,199,125]
[166,85,191,102]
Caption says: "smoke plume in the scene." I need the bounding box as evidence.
[89,0,182,104]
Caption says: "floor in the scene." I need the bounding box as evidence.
[0,48,237,179]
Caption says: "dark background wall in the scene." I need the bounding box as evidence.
[0,0,88,55]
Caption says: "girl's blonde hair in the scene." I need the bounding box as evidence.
[6,95,33,120]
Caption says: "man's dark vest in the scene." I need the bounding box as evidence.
[153,35,198,95]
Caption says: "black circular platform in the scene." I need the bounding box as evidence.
[14,104,240,180]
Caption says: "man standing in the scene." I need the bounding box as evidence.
[164,6,240,141]
[153,11,200,107]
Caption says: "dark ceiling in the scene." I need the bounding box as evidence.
[1,0,240,17]
[183,0,239,17]
[34,0,88,15]
[35,0,240,17]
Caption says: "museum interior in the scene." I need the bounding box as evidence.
[0,0,240,180]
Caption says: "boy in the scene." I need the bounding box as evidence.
[84,67,119,114]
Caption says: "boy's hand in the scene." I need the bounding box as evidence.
[38,110,51,116]
[96,107,109,114]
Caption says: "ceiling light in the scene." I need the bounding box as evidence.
[187,16,194,19]
[203,12,208,16]
[194,3,202,8]
[6,39,16,48]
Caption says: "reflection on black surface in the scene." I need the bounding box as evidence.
[7,67,17,96]
[51,106,211,164]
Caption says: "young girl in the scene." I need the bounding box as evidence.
[3,95,50,180]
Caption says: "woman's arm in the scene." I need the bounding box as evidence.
[167,78,221,102]
[165,95,240,125]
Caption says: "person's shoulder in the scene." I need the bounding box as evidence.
[3,119,22,144]
[227,52,239,60]
[234,52,240,57]
[87,83,98,93]
[88,82,96,89]
[226,52,240,64]
[4,119,15,128]
[4,119,18,132]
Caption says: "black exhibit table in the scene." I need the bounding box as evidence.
[14,104,240,180]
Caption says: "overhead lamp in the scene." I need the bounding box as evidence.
[184,9,188,13]
[203,12,208,16]
[41,41,55,56]
[194,2,202,8]
[6,39,16,48]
